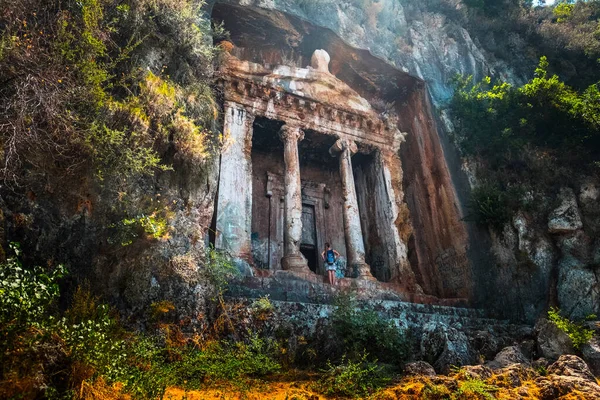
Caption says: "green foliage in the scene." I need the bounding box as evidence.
[331,294,409,366]
[314,353,390,398]
[454,378,498,399]
[0,243,65,329]
[554,2,575,22]
[451,58,600,160]
[450,57,600,226]
[171,336,281,388]
[108,212,171,246]
[0,0,218,191]
[204,245,239,296]
[548,307,594,349]
[465,183,512,231]
[0,245,280,399]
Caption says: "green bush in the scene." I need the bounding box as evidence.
[464,183,512,232]
[451,58,600,165]
[0,245,280,399]
[331,294,410,366]
[548,307,594,349]
[0,243,65,330]
[313,353,390,398]
[172,335,281,388]
[454,378,498,399]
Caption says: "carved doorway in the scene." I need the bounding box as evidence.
[300,203,318,273]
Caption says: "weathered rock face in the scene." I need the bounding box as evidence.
[420,321,475,373]
[582,336,600,377]
[207,0,520,106]
[210,0,484,302]
[485,345,529,370]
[535,318,575,361]
[549,188,584,234]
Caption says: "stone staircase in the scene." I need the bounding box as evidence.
[225,271,528,335]
[227,269,470,307]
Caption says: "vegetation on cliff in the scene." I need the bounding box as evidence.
[0,0,221,266]
[460,0,600,88]
[0,0,218,185]
[450,56,600,230]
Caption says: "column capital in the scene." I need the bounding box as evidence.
[278,124,305,143]
[329,138,358,157]
[224,101,255,126]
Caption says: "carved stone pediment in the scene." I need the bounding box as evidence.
[219,51,404,150]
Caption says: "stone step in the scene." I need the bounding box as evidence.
[228,270,471,308]
[227,297,521,333]
[225,271,531,333]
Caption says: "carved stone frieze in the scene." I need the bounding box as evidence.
[219,52,403,150]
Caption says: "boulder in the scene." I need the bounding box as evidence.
[485,345,529,370]
[403,361,436,377]
[535,318,575,360]
[461,365,493,380]
[420,322,474,374]
[544,356,600,399]
[557,259,600,320]
[547,355,596,382]
[532,357,550,371]
[548,188,583,234]
[582,337,600,376]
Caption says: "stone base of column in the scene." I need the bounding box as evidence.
[354,262,376,281]
[281,255,311,273]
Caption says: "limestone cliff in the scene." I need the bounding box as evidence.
[1,0,597,325]
[206,0,599,323]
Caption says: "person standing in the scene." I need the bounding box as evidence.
[321,243,340,285]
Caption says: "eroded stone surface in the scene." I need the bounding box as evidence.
[404,361,437,377]
[420,321,474,373]
[485,345,529,370]
[582,336,600,377]
[536,318,575,361]
[548,188,583,234]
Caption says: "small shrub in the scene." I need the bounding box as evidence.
[314,353,391,398]
[203,246,239,296]
[0,243,64,329]
[548,307,594,349]
[251,296,275,321]
[465,183,511,232]
[454,378,498,399]
[172,335,281,388]
[331,294,410,365]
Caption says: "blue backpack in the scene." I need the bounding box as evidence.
[326,250,335,263]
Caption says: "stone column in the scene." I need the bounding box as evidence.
[215,102,254,262]
[278,124,311,273]
[330,139,374,280]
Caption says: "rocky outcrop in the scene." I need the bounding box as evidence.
[548,188,584,234]
[485,345,529,370]
[207,0,521,106]
[582,337,600,377]
[547,355,597,382]
[420,321,474,373]
[403,361,436,377]
[536,318,575,361]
